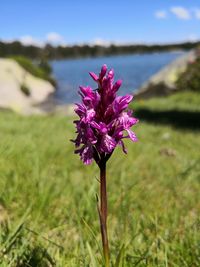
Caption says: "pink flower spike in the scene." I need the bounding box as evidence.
[72,65,138,165]
[71,65,139,264]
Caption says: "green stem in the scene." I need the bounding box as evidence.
[99,160,110,267]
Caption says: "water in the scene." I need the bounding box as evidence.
[50,51,184,104]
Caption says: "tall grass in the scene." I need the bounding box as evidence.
[0,92,200,266]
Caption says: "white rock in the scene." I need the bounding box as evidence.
[135,50,196,99]
[0,58,54,114]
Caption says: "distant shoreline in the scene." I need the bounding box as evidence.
[49,50,185,62]
[0,40,199,60]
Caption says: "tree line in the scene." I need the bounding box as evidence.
[0,41,200,60]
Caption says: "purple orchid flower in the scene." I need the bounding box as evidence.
[72,64,138,165]
[71,65,139,266]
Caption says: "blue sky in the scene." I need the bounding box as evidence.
[0,0,200,45]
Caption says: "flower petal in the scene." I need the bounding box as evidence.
[114,95,133,113]
[89,72,99,81]
[99,64,107,79]
[112,80,122,93]
[126,129,138,142]
[81,146,93,165]
[83,109,95,123]
[100,134,116,153]
[118,140,128,154]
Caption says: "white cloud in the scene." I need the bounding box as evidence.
[188,34,199,42]
[46,32,66,45]
[155,10,167,19]
[170,6,191,20]
[19,35,42,46]
[193,8,200,19]
[91,38,111,47]
[10,33,67,47]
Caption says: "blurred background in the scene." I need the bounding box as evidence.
[0,0,200,110]
[0,1,200,266]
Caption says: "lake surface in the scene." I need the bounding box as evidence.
[50,51,184,104]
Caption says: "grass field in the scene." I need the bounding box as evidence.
[0,91,200,266]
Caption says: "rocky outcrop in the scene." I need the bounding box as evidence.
[0,58,54,114]
[135,50,196,99]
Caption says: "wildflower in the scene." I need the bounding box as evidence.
[72,64,138,165]
[72,65,138,267]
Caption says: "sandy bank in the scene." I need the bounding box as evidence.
[0,58,54,114]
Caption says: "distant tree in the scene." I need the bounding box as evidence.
[0,40,200,60]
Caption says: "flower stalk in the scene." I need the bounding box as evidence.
[98,158,110,267]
